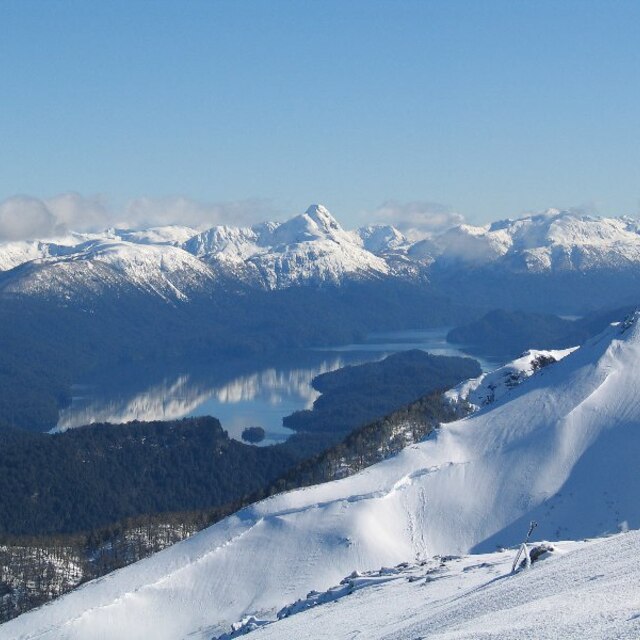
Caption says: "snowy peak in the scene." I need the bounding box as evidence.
[304,203,342,233]
[356,224,408,255]
[183,225,260,260]
[268,204,352,246]
[180,205,393,289]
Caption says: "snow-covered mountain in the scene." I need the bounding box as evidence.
[431,208,640,271]
[0,206,401,299]
[0,239,217,302]
[5,311,640,640]
[184,205,392,289]
[444,346,578,412]
[3,205,640,305]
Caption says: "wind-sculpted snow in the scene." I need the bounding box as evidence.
[5,313,640,639]
[227,532,640,640]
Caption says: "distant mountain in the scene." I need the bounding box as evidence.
[0,240,218,302]
[430,209,640,271]
[3,205,640,309]
[6,310,640,639]
[427,210,640,312]
[0,205,408,300]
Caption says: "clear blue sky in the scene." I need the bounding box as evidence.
[1,0,639,227]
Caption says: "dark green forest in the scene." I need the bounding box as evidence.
[0,281,477,431]
[0,349,479,537]
[284,350,480,436]
[0,418,300,536]
[447,306,634,358]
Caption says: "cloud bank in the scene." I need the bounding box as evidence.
[369,200,465,238]
[0,194,277,241]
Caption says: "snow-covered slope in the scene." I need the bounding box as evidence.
[354,224,409,255]
[5,312,640,640]
[230,531,640,640]
[0,232,107,271]
[445,346,577,412]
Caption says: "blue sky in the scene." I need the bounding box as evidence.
[1,0,639,231]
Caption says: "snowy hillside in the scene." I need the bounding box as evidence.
[5,311,640,640]
[445,346,577,412]
[224,531,640,640]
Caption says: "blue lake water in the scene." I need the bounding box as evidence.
[56,328,503,445]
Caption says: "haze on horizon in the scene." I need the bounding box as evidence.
[1,0,639,238]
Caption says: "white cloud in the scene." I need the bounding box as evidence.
[0,196,60,241]
[0,193,279,241]
[47,193,113,231]
[368,200,465,238]
[123,196,275,229]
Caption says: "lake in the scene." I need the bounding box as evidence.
[55,328,503,445]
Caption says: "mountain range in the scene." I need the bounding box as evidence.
[3,204,640,310]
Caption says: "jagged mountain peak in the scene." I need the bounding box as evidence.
[304,203,339,228]
[269,204,349,246]
[356,224,408,254]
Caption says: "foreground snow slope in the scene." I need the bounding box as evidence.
[4,314,640,639]
[251,531,640,640]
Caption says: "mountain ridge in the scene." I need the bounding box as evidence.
[3,206,640,307]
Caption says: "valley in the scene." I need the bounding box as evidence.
[55,328,498,442]
[2,206,640,637]
[4,7,639,637]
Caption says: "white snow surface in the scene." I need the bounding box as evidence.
[0,206,394,296]
[233,532,640,640]
[1,240,217,302]
[5,313,640,640]
[445,347,577,411]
